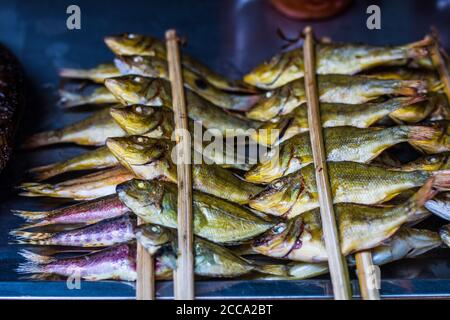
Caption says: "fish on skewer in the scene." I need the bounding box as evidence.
[246,125,449,184]
[249,178,448,262]
[249,161,450,218]
[243,38,432,90]
[13,194,129,230]
[11,215,136,247]
[104,33,256,93]
[246,75,428,121]
[117,179,274,244]
[115,55,260,111]
[135,224,287,278]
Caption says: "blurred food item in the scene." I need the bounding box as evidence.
[271,0,352,20]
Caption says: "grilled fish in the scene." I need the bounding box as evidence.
[105,76,260,136]
[104,33,256,93]
[117,179,274,244]
[59,63,121,83]
[250,179,445,262]
[13,194,129,230]
[11,215,136,247]
[246,125,448,184]
[244,39,432,89]
[115,55,260,111]
[136,224,287,278]
[246,75,427,121]
[249,161,449,218]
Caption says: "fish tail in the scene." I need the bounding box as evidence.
[17,182,57,197]
[28,163,64,181]
[405,125,448,154]
[16,250,55,275]
[21,130,63,149]
[405,37,434,59]
[59,68,91,80]
[10,230,53,245]
[254,264,289,277]
[12,209,53,221]
[58,90,91,108]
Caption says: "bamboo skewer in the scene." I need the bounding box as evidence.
[355,251,380,300]
[166,29,195,300]
[303,26,352,300]
[136,218,155,300]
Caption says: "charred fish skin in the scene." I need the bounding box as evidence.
[249,161,435,218]
[106,135,262,204]
[115,55,260,111]
[117,179,274,245]
[11,215,136,247]
[244,39,431,90]
[104,76,260,136]
[19,166,135,200]
[17,243,137,281]
[28,146,119,181]
[251,178,447,262]
[0,43,24,171]
[246,74,427,121]
[245,125,449,184]
[253,96,427,146]
[104,33,256,93]
[22,108,126,149]
[13,194,129,230]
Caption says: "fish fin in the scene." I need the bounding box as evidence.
[28,163,62,181]
[18,182,56,197]
[254,264,289,277]
[406,125,448,154]
[21,130,63,149]
[12,209,53,221]
[10,230,52,245]
[18,249,56,265]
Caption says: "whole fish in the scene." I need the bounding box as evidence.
[246,74,427,121]
[253,96,426,146]
[106,136,262,204]
[250,179,444,262]
[249,161,449,218]
[59,63,121,83]
[22,109,126,148]
[28,146,119,181]
[115,55,260,111]
[244,38,432,90]
[440,224,450,247]
[19,166,135,200]
[105,76,260,136]
[11,215,136,247]
[117,179,274,244]
[59,84,117,108]
[13,194,129,230]
[245,125,448,184]
[16,244,173,281]
[104,33,256,93]
[135,224,287,278]
[260,227,442,280]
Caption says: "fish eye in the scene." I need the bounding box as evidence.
[136,136,148,143]
[127,33,137,39]
[133,76,143,83]
[426,156,439,164]
[272,223,286,234]
[134,106,143,113]
[265,91,273,98]
[133,56,144,63]
[151,226,161,233]
[137,181,146,189]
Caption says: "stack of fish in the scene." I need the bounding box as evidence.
[11,33,450,283]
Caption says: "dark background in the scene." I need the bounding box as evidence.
[0,0,449,298]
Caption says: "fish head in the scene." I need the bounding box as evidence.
[116,179,166,219]
[114,55,167,78]
[246,90,285,121]
[251,217,303,258]
[106,136,169,168]
[403,154,448,171]
[135,224,173,255]
[104,33,159,56]
[440,224,450,247]
[105,75,167,106]
[110,105,162,135]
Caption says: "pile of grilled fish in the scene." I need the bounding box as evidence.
[12,33,450,283]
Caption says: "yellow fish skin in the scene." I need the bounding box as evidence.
[59,63,121,84]
[249,161,446,218]
[246,74,427,121]
[244,39,432,90]
[117,179,274,245]
[251,178,447,262]
[245,125,449,184]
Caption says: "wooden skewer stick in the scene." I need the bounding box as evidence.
[166,29,195,300]
[303,26,352,300]
[136,218,155,300]
[355,251,380,300]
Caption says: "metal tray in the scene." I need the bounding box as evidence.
[0,0,450,299]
